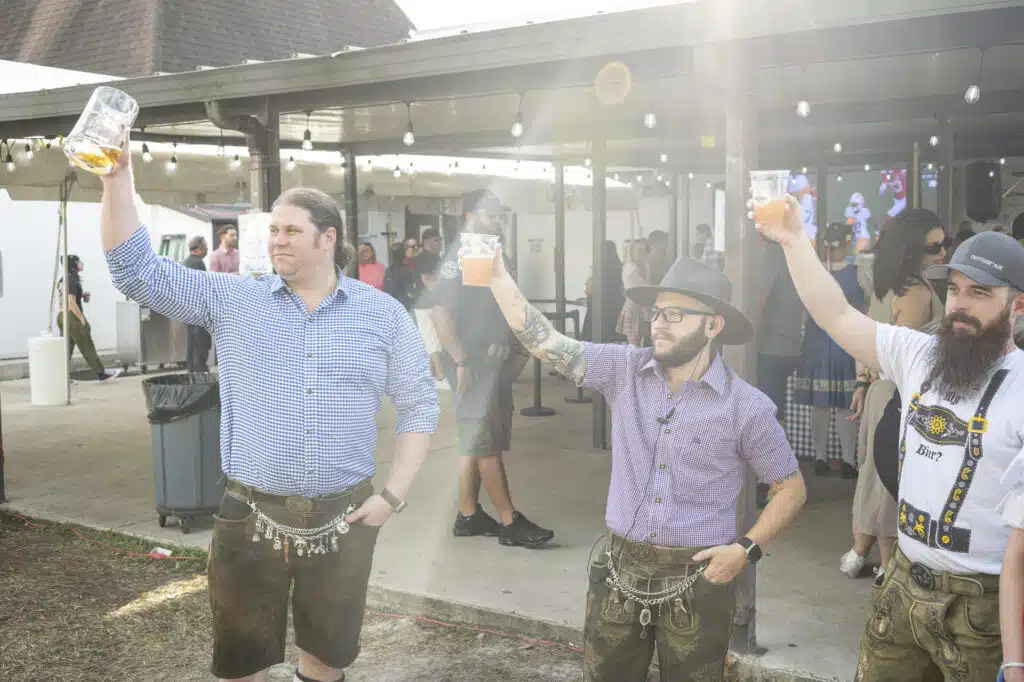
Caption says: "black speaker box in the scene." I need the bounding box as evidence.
[965,161,1001,223]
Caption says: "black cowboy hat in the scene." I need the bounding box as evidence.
[625,257,753,345]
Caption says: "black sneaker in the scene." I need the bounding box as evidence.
[453,507,501,538]
[499,512,554,548]
[840,462,858,480]
[814,460,831,476]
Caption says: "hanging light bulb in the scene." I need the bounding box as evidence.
[833,142,843,153]
[660,153,668,163]
[1000,157,1006,165]
[403,103,415,146]
[230,154,241,170]
[302,113,314,151]
[864,164,871,172]
[613,173,620,181]
[837,174,843,182]
[643,112,657,129]
[927,162,934,170]
[796,99,811,118]
[511,115,524,139]
[166,144,177,173]
[687,172,694,180]
[23,143,33,161]
[287,156,296,171]
[5,153,15,172]
[141,142,153,163]
[636,174,643,182]
[964,84,981,105]
[801,166,808,174]
[393,165,402,178]
[704,180,712,189]
[989,170,995,178]
[929,135,940,147]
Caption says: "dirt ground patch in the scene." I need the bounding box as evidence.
[0,512,585,681]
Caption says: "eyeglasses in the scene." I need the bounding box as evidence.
[642,306,715,324]
[923,237,952,255]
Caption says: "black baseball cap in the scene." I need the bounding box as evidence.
[924,231,1024,290]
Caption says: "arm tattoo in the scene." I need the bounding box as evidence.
[510,292,587,384]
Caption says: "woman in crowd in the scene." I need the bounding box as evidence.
[791,223,864,479]
[57,255,120,381]
[383,242,414,309]
[615,237,650,346]
[357,242,386,290]
[581,240,625,343]
[840,209,947,579]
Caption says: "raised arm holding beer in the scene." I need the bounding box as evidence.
[468,239,806,681]
[757,194,1024,682]
[94,129,439,682]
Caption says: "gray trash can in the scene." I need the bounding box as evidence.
[142,373,224,533]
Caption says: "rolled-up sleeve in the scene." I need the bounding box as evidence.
[106,225,231,331]
[386,305,441,434]
[740,395,799,484]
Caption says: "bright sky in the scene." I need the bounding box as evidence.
[395,0,678,32]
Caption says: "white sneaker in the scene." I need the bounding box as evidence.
[99,368,123,381]
[840,549,866,578]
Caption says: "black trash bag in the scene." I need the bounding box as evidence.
[142,373,220,424]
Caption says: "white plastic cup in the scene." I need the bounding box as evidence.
[459,233,500,287]
[749,170,791,226]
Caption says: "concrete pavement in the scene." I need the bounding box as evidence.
[0,368,875,681]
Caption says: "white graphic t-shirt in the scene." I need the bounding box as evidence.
[877,323,1024,575]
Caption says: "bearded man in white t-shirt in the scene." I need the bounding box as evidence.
[759,197,1024,682]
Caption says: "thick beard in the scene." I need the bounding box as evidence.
[654,326,709,369]
[925,305,1012,396]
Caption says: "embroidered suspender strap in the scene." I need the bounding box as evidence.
[931,368,1008,552]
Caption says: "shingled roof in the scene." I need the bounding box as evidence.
[0,0,414,78]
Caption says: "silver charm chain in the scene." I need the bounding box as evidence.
[604,560,707,638]
[247,500,357,557]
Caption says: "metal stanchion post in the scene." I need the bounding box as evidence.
[520,356,556,417]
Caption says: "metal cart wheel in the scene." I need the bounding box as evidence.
[158,514,167,528]
[122,364,130,373]
[140,365,148,374]
[179,517,190,534]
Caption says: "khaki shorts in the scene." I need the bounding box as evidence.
[207,480,378,679]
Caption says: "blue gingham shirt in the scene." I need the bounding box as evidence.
[107,226,440,497]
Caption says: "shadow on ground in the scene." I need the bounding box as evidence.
[0,512,586,682]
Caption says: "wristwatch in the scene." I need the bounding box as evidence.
[736,536,762,564]
[380,488,408,513]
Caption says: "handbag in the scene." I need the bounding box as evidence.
[872,388,902,501]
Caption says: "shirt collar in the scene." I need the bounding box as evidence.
[268,268,350,302]
[642,351,729,396]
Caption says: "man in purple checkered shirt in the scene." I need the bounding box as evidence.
[474,243,807,681]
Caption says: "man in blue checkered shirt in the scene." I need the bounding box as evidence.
[99,138,439,682]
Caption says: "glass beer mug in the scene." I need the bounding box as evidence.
[62,86,139,175]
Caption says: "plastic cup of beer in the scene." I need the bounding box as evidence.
[62,86,139,176]
[460,233,500,287]
[749,170,791,228]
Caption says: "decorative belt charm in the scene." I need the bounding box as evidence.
[246,499,357,557]
[605,559,707,638]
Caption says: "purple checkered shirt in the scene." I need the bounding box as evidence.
[581,344,797,547]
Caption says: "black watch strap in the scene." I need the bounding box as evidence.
[380,488,407,513]
[737,537,762,564]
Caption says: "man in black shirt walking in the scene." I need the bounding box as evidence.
[183,236,212,372]
[431,190,554,548]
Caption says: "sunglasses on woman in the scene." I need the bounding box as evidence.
[923,237,952,255]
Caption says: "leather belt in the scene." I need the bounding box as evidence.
[225,479,371,514]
